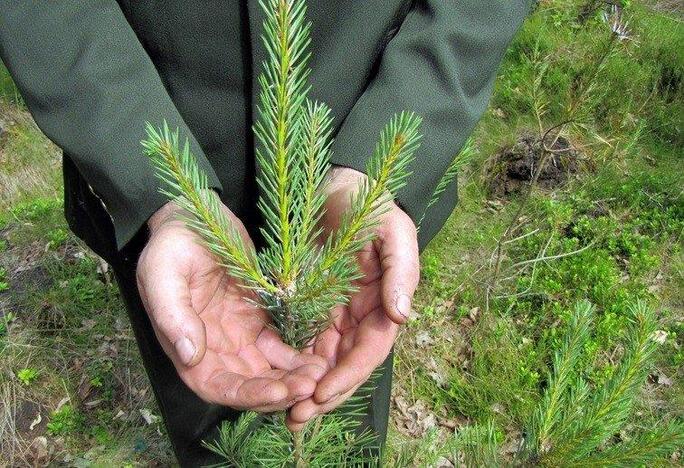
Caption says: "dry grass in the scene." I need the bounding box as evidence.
[0,100,171,465]
[0,384,25,466]
[648,0,684,17]
[0,227,172,465]
[0,103,61,209]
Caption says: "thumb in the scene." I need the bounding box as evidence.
[137,260,207,367]
[379,212,420,324]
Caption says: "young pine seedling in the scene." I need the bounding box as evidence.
[427,301,684,467]
[142,0,427,465]
[142,0,421,351]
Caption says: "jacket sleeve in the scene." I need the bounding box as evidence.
[0,1,222,250]
[329,0,532,247]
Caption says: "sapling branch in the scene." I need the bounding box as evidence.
[291,101,333,277]
[254,0,312,287]
[142,123,274,294]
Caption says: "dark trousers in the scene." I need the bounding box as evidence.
[113,263,393,467]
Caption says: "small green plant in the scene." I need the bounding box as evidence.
[64,274,100,307]
[45,227,68,250]
[488,1,636,307]
[0,311,15,338]
[87,360,115,399]
[421,253,441,284]
[447,420,504,467]
[10,198,62,222]
[0,266,8,292]
[16,367,39,386]
[91,425,114,446]
[525,301,683,465]
[204,386,378,467]
[89,375,103,388]
[431,301,684,467]
[47,404,83,436]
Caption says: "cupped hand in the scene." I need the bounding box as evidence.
[286,167,420,430]
[137,198,328,412]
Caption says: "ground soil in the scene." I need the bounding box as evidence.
[486,132,581,197]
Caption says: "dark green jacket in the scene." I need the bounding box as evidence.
[0,1,531,264]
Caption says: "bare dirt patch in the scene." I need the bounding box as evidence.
[14,399,47,435]
[485,132,582,198]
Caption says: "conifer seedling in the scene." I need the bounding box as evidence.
[142,0,430,465]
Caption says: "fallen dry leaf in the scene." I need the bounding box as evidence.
[653,330,668,344]
[55,396,70,412]
[77,377,93,401]
[438,416,465,431]
[492,108,506,119]
[459,317,474,328]
[416,331,434,347]
[427,357,449,387]
[407,308,420,321]
[428,371,447,387]
[80,319,97,331]
[29,413,42,431]
[28,436,49,465]
[140,408,160,425]
[468,307,480,322]
[393,396,437,437]
[657,373,673,387]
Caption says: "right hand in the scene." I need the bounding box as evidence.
[136,198,328,412]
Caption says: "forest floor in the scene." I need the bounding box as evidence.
[1,1,682,466]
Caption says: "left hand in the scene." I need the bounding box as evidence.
[286,167,420,431]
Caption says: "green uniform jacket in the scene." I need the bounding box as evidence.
[1,0,532,264]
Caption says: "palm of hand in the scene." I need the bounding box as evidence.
[180,245,288,410]
[285,179,409,429]
[139,220,327,412]
[286,241,400,429]
[312,243,398,373]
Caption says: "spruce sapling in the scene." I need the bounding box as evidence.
[142,0,423,464]
[143,0,422,351]
[416,301,682,467]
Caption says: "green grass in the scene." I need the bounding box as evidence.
[1,0,683,465]
[393,1,683,464]
[0,64,21,105]
[0,101,61,209]
[0,200,171,464]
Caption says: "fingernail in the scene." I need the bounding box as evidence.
[175,337,196,365]
[324,393,340,404]
[396,294,411,319]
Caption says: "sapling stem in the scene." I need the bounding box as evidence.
[293,430,306,468]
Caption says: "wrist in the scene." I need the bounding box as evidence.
[148,201,181,234]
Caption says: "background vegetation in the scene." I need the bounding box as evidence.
[0,0,681,465]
